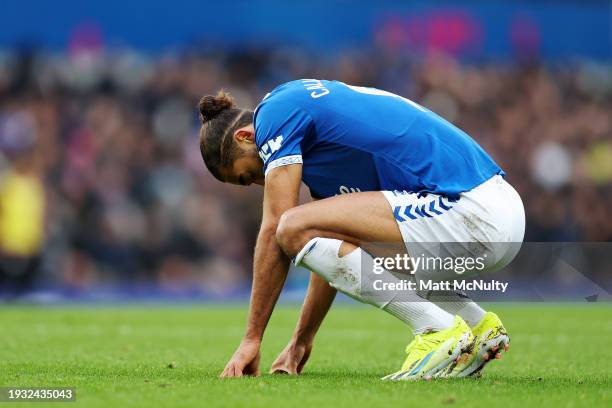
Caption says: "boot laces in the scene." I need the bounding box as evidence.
[405,334,442,355]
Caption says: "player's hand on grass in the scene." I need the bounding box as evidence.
[220,338,261,378]
[270,339,312,375]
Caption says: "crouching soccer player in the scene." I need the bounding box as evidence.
[198,79,525,380]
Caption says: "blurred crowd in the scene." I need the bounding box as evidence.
[0,45,610,297]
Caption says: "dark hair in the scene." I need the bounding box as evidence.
[198,90,253,181]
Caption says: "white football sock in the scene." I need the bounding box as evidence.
[419,290,486,327]
[295,237,455,334]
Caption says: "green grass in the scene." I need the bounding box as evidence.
[0,304,611,408]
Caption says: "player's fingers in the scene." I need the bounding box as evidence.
[269,355,284,373]
[270,351,298,374]
[270,362,297,375]
[219,363,232,378]
[232,364,243,377]
[222,365,235,378]
[221,362,242,378]
[269,358,281,374]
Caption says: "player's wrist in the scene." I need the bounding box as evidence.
[291,330,315,346]
[242,332,263,345]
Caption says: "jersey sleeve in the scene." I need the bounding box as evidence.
[254,101,312,176]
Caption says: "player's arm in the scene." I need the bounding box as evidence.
[220,163,302,378]
[270,195,336,375]
[245,163,302,340]
[270,271,336,374]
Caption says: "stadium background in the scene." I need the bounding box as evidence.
[0,0,611,302]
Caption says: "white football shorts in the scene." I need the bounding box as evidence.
[382,175,525,278]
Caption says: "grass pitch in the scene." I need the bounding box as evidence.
[0,304,610,407]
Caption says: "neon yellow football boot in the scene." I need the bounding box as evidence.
[382,316,473,381]
[446,311,510,378]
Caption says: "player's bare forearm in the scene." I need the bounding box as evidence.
[243,164,303,342]
[244,226,291,342]
[292,272,337,344]
[221,164,302,378]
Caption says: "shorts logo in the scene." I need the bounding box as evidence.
[393,196,458,222]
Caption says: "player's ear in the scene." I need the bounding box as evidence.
[234,124,255,144]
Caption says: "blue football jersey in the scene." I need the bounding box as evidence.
[254,79,503,199]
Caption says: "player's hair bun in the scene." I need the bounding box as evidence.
[199,90,235,124]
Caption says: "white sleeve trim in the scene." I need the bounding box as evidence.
[265,155,303,176]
